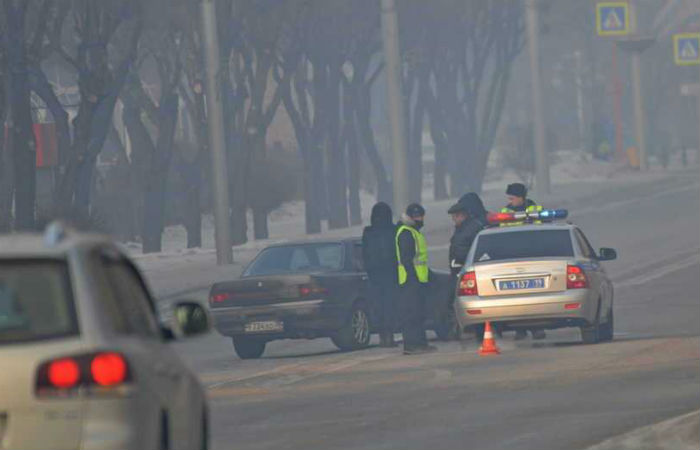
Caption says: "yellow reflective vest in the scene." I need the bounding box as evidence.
[395,225,429,285]
[500,201,543,226]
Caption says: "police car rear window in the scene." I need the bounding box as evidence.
[473,230,574,262]
[0,260,78,345]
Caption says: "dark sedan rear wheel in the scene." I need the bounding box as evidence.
[332,303,371,351]
[232,337,266,359]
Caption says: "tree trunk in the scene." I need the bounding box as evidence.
[252,208,268,240]
[28,67,71,169]
[0,106,13,233]
[5,3,35,230]
[344,84,362,226]
[279,74,322,234]
[427,92,449,201]
[325,69,348,229]
[355,83,391,205]
[141,91,178,253]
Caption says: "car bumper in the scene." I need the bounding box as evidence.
[211,299,348,339]
[2,396,146,450]
[454,289,595,329]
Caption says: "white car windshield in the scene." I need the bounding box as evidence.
[0,260,78,345]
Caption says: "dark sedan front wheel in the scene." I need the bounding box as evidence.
[332,303,371,351]
[232,336,267,359]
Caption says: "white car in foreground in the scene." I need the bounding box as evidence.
[0,224,210,450]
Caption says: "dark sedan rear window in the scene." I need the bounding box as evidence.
[244,243,344,276]
[473,230,574,263]
[0,260,78,345]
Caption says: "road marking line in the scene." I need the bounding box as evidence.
[615,254,700,288]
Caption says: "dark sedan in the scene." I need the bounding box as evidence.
[209,238,452,359]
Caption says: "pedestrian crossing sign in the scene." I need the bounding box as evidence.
[596,2,629,37]
[673,33,700,66]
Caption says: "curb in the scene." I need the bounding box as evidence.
[586,410,700,450]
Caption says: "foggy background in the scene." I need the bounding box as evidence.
[0,0,698,254]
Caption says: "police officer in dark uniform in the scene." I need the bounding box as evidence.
[396,203,436,355]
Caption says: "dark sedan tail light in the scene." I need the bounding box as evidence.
[298,284,328,298]
[209,292,232,305]
[36,352,132,397]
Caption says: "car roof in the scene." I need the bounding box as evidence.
[477,223,576,236]
[0,231,117,259]
[265,238,360,249]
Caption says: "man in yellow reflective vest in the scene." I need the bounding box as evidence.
[396,203,437,355]
[501,183,547,341]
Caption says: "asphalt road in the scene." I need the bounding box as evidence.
[168,172,700,450]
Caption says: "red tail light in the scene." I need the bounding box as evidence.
[299,284,328,298]
[209,292,231,304]
[567,265,588,289]
[47,358,80,389]
[458,271,479,296]
[37,352,131,397]
[91,353,128,386]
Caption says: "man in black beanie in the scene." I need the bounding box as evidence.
[396,203,436,355]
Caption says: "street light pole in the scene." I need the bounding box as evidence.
[380,0,409,212]
[628,1,649,171]
[526,0,550,196]
[201,0,233,265]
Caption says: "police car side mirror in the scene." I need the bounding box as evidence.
[598,248,617,261]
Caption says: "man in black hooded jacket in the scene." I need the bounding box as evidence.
[446,193,489,340]
[447,193,489,277]
[362,202,398,347]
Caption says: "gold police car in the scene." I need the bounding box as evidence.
[454,211,617,344]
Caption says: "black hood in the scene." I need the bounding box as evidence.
[458,193,487,218]
[370,202,393,227]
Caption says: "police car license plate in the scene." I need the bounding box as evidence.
[499,278,545,291]
[244,321,284,333]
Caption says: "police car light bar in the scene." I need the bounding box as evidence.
[486,209,568,224]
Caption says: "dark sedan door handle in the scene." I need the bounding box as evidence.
[361,275,368,281]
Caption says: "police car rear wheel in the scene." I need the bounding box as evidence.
[581,301,602,344]
[599,307,614,342]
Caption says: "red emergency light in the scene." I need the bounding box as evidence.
[486,209,568,225]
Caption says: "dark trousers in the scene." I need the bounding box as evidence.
[399,281,428,349]
[369,279,396,335]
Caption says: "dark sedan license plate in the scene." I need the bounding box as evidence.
[499,278,545,291]
[244,321,284,333]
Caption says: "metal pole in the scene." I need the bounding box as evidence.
[380,0,409,212]
[526,0,550,195]
[630,52,648,171]
[612,44,624,159]
[628,1,648,171]
[201,0,233,265]
[574,50,586,152]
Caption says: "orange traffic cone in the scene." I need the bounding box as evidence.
[478,321,501,356]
